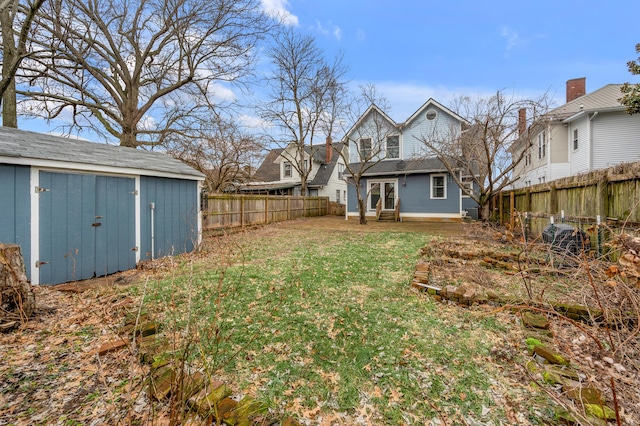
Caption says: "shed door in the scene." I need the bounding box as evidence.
[38,172,136,285]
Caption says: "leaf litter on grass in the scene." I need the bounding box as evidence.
[2,219,573,425]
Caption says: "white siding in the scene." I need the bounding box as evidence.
[402,108,460,158]
[319,160,347,201]
[592,111,640,169]
[568,117,590,175]
[549,162,570,181]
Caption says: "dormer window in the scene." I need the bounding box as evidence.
[283,161,292,178]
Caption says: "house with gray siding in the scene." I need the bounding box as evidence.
[511,78,640,188]
[242,139,347,203]
[0,128,204,285]
[343,99,479,221]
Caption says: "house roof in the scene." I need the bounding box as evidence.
[0,127,204,179]
[309,142,345,187]
[549,84,625,121]
[249,142,345,187]
[342,104,397,140]
[401,98,470,128]
[345,157,449,177]
[252,148,284,182]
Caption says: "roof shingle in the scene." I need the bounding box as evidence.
[0,127,203,178]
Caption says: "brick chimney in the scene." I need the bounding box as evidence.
[518,108,526,136]
[325,135,333,163]
[566,77,586,103]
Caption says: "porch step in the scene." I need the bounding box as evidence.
[378,211,397,222]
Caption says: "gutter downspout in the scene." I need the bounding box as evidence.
[589,111,599,170]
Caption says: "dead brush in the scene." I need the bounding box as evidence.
[511,218,640,425]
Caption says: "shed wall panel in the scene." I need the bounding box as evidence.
[0,164,31,276]
[140,176,198,260]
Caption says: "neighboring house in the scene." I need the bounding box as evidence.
[0,128,204,285]
[512,78,640,188]
[241,139,348,203]
[343,99,479,221]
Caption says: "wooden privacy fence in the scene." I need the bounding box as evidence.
[499,162,640,238]
[202,194,329,230]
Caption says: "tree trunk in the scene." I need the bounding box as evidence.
[1,5,18,128]
[0,243,35,330]
[352,178,368,224]
[478,202,491,222]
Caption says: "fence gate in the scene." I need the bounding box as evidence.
[38,171,136,285]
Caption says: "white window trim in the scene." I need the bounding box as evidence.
[283,161,292,178]
[367,179,398,211]
[461,176,473,198]
[573,129,579,151]
[385,135,400,160]
[359,137,372,161]
[430,174,447,199]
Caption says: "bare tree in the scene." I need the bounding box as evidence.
[166,117,265,193]
[258,28,347,195]
[0,0,45,127]
[15,0,271,147]
[417,90,551,220]
[336,84,396,224]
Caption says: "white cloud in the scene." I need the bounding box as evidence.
[310,20,342,41]
[260,0,298,26]
[500,26,548,53]
[500,26,522,51]
[352,81,500,121]
[333,26,342,41]
[238,114,271,130]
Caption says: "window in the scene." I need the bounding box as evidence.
[283,161,292,178]
[573,129,579,150]
[336,190,341,204]
[303,159,308,172]
[461,176,473,198]
[524,150,530,166]
[359,138,372,160]
[431,174,446,199]
[386,135,399,159]
[538,131,546,159]
[338,163,344,179]
[426,109,437,120]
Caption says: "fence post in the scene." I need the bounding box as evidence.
[596,172,609,223]
[265,196,269,224]
[241,197,245,228]
[287,197,290,220]
[549,183,557,216]
[509,191,515,229]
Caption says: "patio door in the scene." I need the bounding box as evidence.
[368,180,397,211]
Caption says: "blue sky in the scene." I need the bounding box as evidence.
[266,0,639,121]
[17,0,640,138]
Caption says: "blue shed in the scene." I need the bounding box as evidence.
[0,128,204,285]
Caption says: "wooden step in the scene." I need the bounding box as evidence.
[378,211,396,221]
